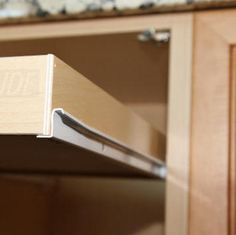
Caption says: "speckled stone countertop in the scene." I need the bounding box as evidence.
[0,0,236,24]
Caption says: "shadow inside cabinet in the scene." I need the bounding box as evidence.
[0,174,165,235]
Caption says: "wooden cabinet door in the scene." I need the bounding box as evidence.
[190,9,236,235]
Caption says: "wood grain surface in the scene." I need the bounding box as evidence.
[0,54,165,160]
[0,55,49,134]
[189,10,235,235]
[52,56,164,160]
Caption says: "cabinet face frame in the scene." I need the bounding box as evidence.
[0,13,193,235]
[191,9,236,235]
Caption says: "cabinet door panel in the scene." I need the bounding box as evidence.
[190,10,236,235]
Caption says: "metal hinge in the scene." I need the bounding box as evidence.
[138,29,170,43]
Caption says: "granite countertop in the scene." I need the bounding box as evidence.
[0,0,236,24]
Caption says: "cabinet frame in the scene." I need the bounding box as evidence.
[0,13,193,235]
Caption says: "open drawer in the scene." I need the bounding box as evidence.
[0,55,165,178]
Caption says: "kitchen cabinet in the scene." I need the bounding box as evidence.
[0,8,235,235]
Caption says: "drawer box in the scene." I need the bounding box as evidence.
[0,55,165,177]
